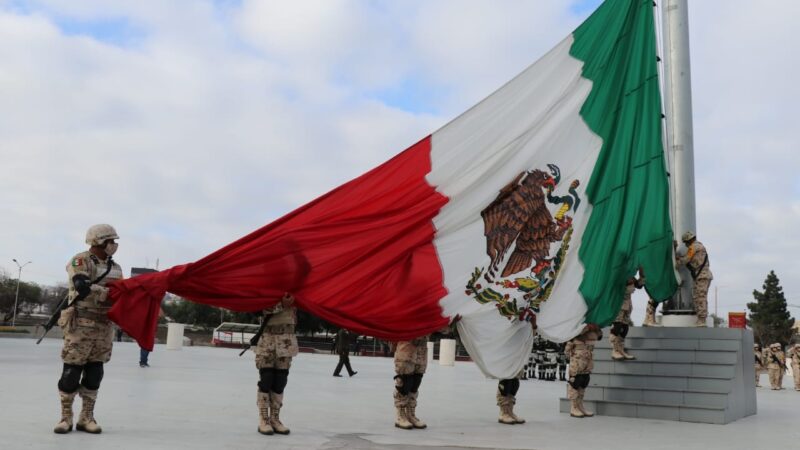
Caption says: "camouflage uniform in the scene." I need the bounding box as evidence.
[754,345,765,387]
[609,279,636,360]
[255,301,298,435]
[789,344,800,391]
[54,224,123,435]
[393,336,428,429]
[565,327,601,418]
[765,344,786,390]
[676,236,713,326]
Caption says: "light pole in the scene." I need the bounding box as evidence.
[11,259,32,328]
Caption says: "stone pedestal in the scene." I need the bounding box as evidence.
[559,327,757,424]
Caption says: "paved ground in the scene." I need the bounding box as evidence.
[1,338,798,450]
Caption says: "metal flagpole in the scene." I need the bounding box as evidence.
[661,0,698,323]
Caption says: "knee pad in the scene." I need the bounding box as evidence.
[410,373,423,393]
[620,323,630,338]
[271,369,289,394]
[81,362,104,390]
[58,364,83,393]
[258,368,274,393]
[569,373,590,389]
[394,374,414,396]
[610,322,624,337]
[498,378,520,396]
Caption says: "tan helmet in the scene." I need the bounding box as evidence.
[681,231,696,242]
[85,224,120,246]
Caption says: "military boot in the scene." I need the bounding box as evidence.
[394,395,413,430]
[578,392,594,417]
[622,347,636,360]
[54,391,76,434]
[610,335,625,361]
[569,399,585,418]
[75,387,102,434]
[498,403,516,424]
[256,391,274,435]
[405,394,427,429]
[508,401,526,424]
[269,393,290,435]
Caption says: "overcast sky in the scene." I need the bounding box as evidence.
[1,0,798,324]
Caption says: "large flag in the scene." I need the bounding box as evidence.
[109,0,677,379]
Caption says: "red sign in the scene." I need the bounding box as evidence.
[728,312,746,329]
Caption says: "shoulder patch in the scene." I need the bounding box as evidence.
[71,257,84,267]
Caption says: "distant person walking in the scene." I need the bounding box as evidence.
[333,329,357,377]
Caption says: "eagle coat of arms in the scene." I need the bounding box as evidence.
[465,164,581,322]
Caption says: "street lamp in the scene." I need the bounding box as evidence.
[11,259,32,328]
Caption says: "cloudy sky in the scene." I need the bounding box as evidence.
[1,0,798,324]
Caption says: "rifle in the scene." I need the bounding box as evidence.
[238,313,273,356]
[36,258,114,344]
[771,354,788,371]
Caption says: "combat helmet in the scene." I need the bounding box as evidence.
[681,231,696,243]
[85,224,120,246]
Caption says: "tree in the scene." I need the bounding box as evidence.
[0,274,43,323]
[747,271,795,346]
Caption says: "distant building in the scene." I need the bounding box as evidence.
[130,267,158,278]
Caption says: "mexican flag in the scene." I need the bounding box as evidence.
[109,0,678,379]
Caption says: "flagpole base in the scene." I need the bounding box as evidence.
[660,313,700,328]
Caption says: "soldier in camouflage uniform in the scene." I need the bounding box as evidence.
[393,336,429,430]
[54,224,124,434]
[765,343,786,390]
[565,324,602,418]
[754,344,765,387]
[788,344,800,391]
[609,275,641,361]
[255,293,298,435]
[675,231,713,327]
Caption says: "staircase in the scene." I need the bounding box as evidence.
[558,327,757,424]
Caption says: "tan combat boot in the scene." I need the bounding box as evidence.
[75,387,102,434]
[269,393,290,435]
[498,403,516,424]
[578,392,594,417]
[610,335,625,361]
[394,395,413,430]
[405,394,427,429]
[642,301,658,327]
[256,391,274,435]
[508,400,526,424]
[622,347,636,361]
[54,391,76,434]
[569,398,585,418]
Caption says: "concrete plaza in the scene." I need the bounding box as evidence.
[1,337,797,450]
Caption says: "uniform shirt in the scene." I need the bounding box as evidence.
[765,348,785,369]
[677,241,713,280]
[263,301,297,327]
[66,251,124,317]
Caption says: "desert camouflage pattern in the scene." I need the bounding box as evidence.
[393,336,428,409]
[255,303,299,370]
[565,329,599,400]
[754,348,765,385]
[394,336,429,375]
[764,346,786,389]
[614,282,635,325]
[789,344,800,390]
[60,252,123,365]
[677,240,712,321]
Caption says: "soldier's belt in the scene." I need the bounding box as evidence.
[265,324,295,335]
[75,309,110,323]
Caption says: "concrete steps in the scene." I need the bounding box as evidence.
[558,326,757,424]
